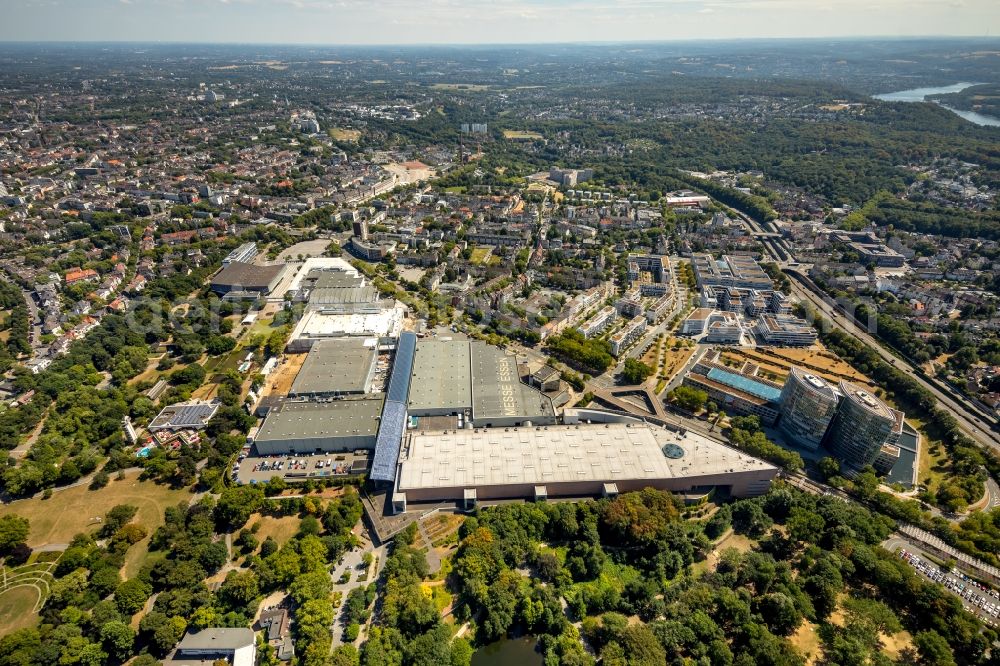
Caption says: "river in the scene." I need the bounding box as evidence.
[873,82,1000,127]
[471,637,543,666]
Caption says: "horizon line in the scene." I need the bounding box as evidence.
[0,35,997,49]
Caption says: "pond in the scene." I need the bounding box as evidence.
[471,636,544,666]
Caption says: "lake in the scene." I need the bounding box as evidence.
[872,83,1000,127]
[471,637,544,666]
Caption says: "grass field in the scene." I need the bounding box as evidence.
[245,315,280,340]
[661,342,696,383]
[250,513,302,547]
[910,415,949,490]
[468,247,492,266]
[502,130,543,140]
[128,354,166,387]
[691,530,756,576]
[881,629,914,660]
[790,620,823,665]
[0,469,192,550]
[328,127,361,142]
[0,587,41,636]
[789,602,912,663]
[424,513,463,549]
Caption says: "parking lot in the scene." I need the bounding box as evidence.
[897,548,1000,627]
[233,448,370,485]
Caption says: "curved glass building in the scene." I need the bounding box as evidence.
[826,380,900,471]
[778,367,840,451]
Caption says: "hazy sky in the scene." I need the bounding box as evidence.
[2,0,998,44]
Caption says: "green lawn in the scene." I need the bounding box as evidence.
[0,469,192,549]
[0,586,41,636]
[468,248,492,265]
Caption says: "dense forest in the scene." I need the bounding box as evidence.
[0,489,366,665]
[359,485,995,666]
[0,278,30,373]
[930,84,1000,121]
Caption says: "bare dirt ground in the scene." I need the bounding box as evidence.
[722,345,878,393]
[383,163,436,185]
[264,353,307,397]
[790,620,823,665]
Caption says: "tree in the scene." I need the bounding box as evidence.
[0,515,29,553]
[913,630,956,666]
[100,620,136,662]
[330,644,360,666]
[89,470,110,490]
[785,507,825,544]
[621,358,654,384]
[601,488,679,548]
[668,385,707,412]
[406,625,454,666]
[139,612,186,656]
[344,587,372,625]
[704,506,732,540]
[620,624,666,666]
[289,571,332,605]
[214,485,264,529]
[729,415,762,433]
[730,501,773,538]
[451,637,473,666]
[220,570,260,607]
[236,530,259,554]
[90,567,123,598]
[758,592,801,636]
[115,578,153,615]
[817,457,841,480]
[198,541,229,573]
[206,335,236,356]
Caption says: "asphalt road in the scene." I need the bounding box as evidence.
[729,203,1000,456]
[784,268,999,454]
[987,477,1000,511]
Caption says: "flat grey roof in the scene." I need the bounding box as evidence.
[396,423,776,491]
[211,262,285,289]
[309,286,380,306]
[409,340,472,412]
[290,338,376,396]
[306,270,365,289]
[255,397,384,442]
[471,342,553,421]
[177,628,255,651]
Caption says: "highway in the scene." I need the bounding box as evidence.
[728,205,1000,456]
[784,268,999,454]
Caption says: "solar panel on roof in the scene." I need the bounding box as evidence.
[706,367,782,402]
[386,332,416,404]
[371,399,407,482]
